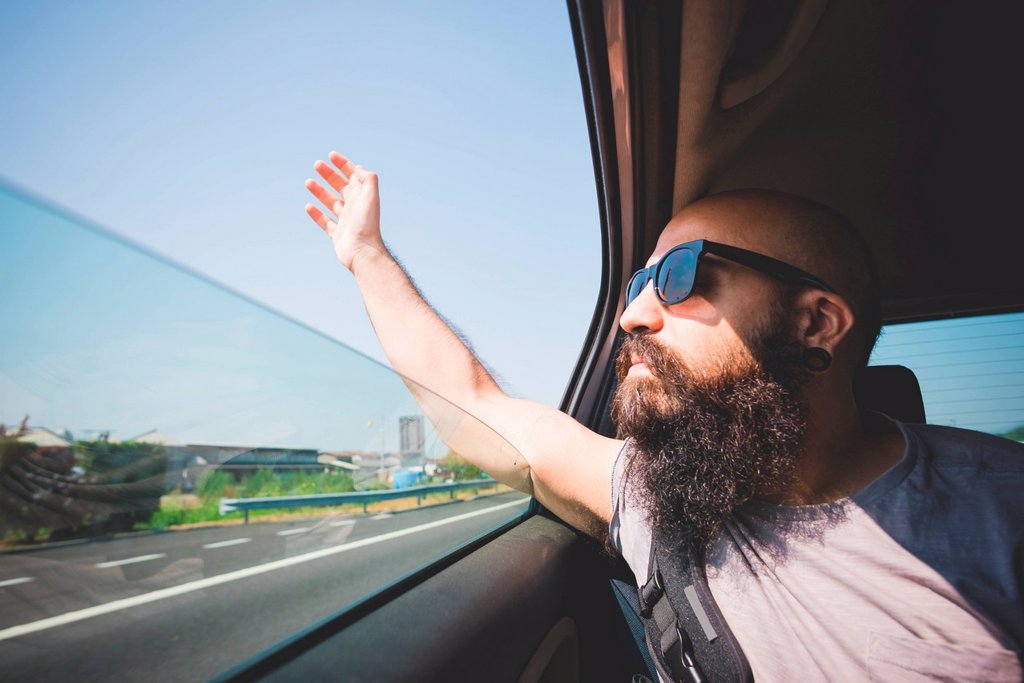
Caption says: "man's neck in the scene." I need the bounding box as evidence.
[777,387,906,506]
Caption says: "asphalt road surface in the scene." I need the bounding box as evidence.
[0,491,531,682]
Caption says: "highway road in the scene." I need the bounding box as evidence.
[0,491,531,682]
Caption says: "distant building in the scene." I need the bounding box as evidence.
[180,444,322,483]
[14,426,74,474]
[316,452,360,472]
[399,415,425,467]
[10,422,422,492]
[130,429,183,446]
[17,427,71,449]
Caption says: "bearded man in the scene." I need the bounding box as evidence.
[304,152,1023,681]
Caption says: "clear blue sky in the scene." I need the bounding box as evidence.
[0,1,601,431]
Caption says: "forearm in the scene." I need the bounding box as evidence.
[350,245,497,405]
[350,245,533,493]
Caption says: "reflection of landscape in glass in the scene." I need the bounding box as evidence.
[0,186,506,544]
[870,312,1024,438]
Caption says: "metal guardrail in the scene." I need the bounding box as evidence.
[219,479,500,523]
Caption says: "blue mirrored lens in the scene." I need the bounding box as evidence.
[656,247,698,304]
[626,270,648,305]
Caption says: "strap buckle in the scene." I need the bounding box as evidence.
[639,569,664,618]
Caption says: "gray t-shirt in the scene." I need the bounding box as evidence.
[610,416,1024,681]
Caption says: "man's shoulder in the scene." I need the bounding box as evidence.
[877,420,1024,653]
[872,419,1024,545]
[901,421,1024,473]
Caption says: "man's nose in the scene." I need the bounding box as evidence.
[619,281,664,334]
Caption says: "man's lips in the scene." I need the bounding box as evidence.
[627,356,652,376]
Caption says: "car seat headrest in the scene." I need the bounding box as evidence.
[854,364,926,424]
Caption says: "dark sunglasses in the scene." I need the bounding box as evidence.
[625,239,836,306]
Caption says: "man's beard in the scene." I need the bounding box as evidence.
[610,314,808,551]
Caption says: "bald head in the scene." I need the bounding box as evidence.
[657,189,880,365]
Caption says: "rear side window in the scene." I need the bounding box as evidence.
[868,312,1024,438]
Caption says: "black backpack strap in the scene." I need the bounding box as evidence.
[610,576,659,679]
[638,534,753,682]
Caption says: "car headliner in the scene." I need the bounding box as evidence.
[570,0,1023,327]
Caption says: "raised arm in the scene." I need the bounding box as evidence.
[304,152,620,536]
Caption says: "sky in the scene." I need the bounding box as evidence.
[0,1,602,448]
[1,1,1021,448]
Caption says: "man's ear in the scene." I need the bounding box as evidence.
[792,289,856,354]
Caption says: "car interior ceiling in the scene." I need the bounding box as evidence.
[673,0,1024,323]
[227,3,1020,681]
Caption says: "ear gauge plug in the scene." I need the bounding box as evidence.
[802,347,832,373]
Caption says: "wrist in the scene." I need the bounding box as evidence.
[349,242,392,277]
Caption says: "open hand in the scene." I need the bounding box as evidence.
[304,152,383,271]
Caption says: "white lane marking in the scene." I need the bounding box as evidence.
[202,538,252,549]
[95,554,166,569]
[329,520,356,527]
[276,527,312,536]
[0,497,529,641]
[370,513,393,520]
[0,577,34,588]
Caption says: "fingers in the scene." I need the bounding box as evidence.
[305,178,343,213]
[315,159,348,193]
[314,152,373,186]
[304,204,334,233]
[305,152,374,228]
[328,151,358,178]
[315,152,359,192]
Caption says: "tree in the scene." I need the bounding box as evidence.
[438,450,483,481]
[74,439,170,530]
[1000,425,1024,442]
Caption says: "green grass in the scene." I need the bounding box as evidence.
[141,501,242,529]
[131,475,498,531]
[1,467,500,541]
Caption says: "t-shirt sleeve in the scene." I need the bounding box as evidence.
[608,439,653,582]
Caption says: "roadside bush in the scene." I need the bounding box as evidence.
[438,451,483,481]
[1001,425,1024,441]
[147,508,190,529]
[242,468,279,497]
[196,470,233,501]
